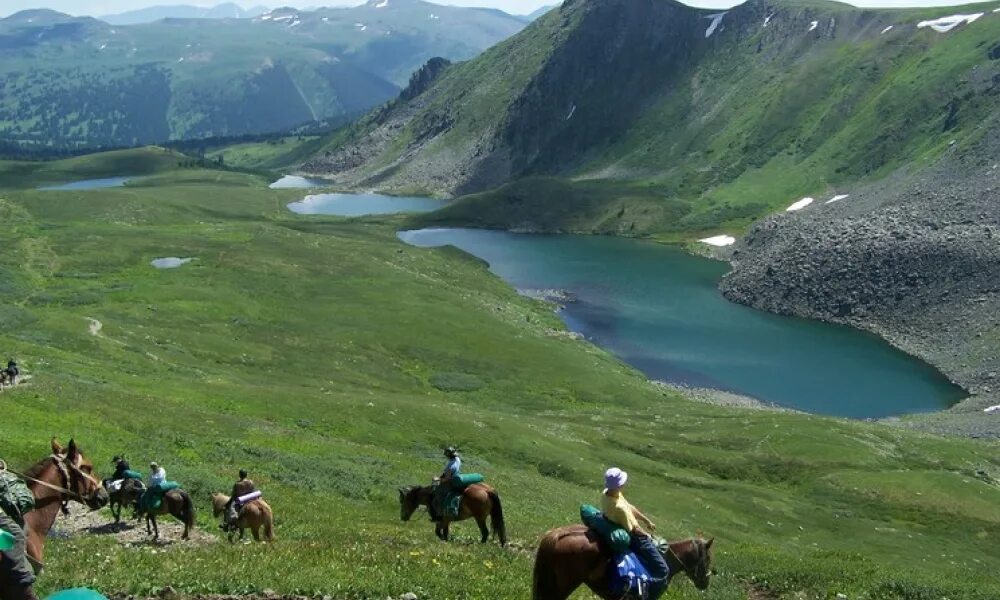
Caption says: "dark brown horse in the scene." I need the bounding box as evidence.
[399,483,507,546]
[108,478,145,524]
[532,525,714,600]
[21,438,109,572]
[136,486,195,541]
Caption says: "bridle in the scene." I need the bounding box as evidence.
[665,538,709,586]
[5,454,103,510]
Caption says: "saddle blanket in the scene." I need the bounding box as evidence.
[142,481,180,511]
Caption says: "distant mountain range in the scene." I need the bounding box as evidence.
[0,0,526,149]
[100,3,271,25]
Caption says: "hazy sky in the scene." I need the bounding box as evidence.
[2,0,990,19]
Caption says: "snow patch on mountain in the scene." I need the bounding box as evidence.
[700,235,736,247]
[786,198,815,212]
[704,12,726,38]
[917,13,983,33]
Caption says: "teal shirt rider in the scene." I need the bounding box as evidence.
[441,447,461,486]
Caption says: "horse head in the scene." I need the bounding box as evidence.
[668,537,714,590]
[51,438,109,510]
[210,493,229,517]
[398,486,426,522]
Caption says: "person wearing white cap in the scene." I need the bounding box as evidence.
[148,462,166,488]
[601,467,670,599]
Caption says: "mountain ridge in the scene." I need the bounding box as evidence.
[0,1,527,149]
[303,0,1000,235]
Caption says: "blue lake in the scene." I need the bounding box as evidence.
[39,176,137,190]
[398,228,966,418]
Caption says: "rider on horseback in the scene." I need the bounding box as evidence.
[222,469,256,532]
[5,359,18,386]
[602,467,670,600]
[431,447,461,521]
[102,456,131,489]
[148,462,166,488]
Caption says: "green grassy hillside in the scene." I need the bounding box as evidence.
[0,2,526,149]
[0,150,998,599]
[304,0,1000,238]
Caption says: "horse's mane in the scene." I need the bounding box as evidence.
[23,455,57,479]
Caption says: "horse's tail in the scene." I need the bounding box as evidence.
[487,489,507,546]
[532,529,562,600]
[181,491,196,531]
[263,502,276,542]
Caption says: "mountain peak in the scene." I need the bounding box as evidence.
[3,9,77,24]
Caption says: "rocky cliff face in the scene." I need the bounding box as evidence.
[722,123,1000,437]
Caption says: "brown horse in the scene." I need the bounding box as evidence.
[211,493,275,543]
[399,483,507,546]
[136,486,195,541]
[532,525,714,600]
[21,438,109,572]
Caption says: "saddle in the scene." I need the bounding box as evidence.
[433,473,485,520]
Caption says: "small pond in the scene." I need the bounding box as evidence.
[39,177,138,191]
[288,192,447,217]
[151,257,195,269]
[269,175,332,189]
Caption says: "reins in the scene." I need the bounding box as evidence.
[3,454,101,506]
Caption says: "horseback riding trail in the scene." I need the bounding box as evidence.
[57,503,215,549]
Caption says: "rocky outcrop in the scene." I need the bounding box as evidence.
[399,58,451,103]
[722,123,1000,437]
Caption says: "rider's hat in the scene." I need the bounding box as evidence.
[444,446,458,457]
[150,461,159,468]
[111,456,122,464]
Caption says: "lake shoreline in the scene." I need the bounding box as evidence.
[281,183,984,434]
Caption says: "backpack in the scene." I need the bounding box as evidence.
[608,552,652,599]
[0,470,35,524]
[580,504,632,555]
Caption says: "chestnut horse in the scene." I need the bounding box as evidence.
[211,492,274,543]
[532,525,714,600]
[399,483,507,546]
[21,438,109,571]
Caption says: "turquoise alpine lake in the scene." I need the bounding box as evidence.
[398,228,966,418]
[288,193,448,216]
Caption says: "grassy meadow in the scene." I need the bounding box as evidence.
[0,151,998,599]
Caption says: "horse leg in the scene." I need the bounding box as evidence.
[441,522,450,542]
[475,515,489,544]
[251,526,260,542]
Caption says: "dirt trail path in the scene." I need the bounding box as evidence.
[54,504,217,548]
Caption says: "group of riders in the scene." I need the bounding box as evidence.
[102,455,255,532]
[2,443,686,600]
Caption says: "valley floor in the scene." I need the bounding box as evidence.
[0,156,998,599]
